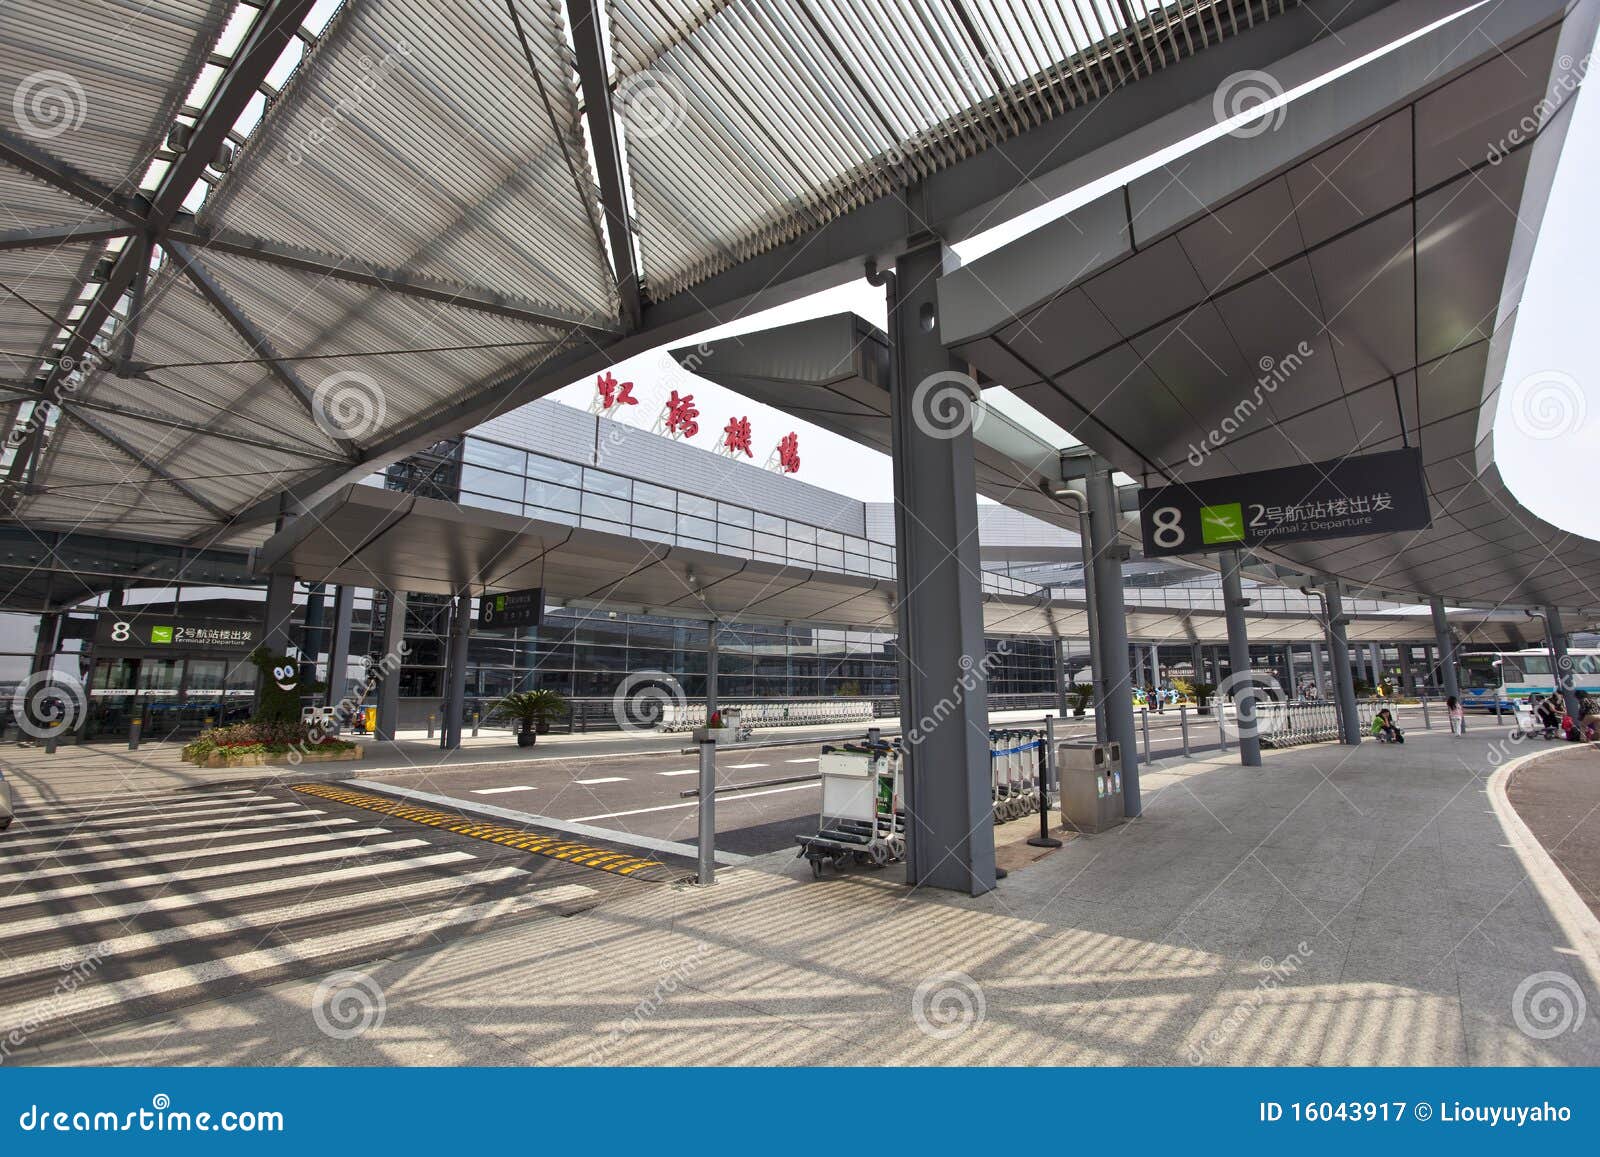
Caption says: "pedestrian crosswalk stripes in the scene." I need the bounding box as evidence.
[0,786,645,1061]
[4,788,261,824]
[0,826,395,886]
[0,815,360,863]
[290,782,678,881]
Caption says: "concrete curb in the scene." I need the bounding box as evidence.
[1487,745,1600,994]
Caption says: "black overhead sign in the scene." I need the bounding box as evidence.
[477,587,544,630]
[1138,448,1431,558]
[94,614,262,652]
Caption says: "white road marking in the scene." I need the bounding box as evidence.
[573,776,626,785]
[5,801,311,840]
[344,780,751,865]
[0,839,430,911]
[0,828,394,886]
[0,889,597,1027]
[470,785,537,795]
[569,782,814,822]
[658,769,699,777]
[785,757,820,764]
[9,789,260,823]
[0,864,542,982]
[0,851,477,939]
[0,818,360,864]
[725,762,768,769]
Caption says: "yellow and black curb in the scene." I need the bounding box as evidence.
[290,782,676,882]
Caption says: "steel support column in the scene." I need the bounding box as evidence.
[440,589,471,750]
[1544,606,1582,721]
[1430,597,1460,703]
[1311,642,1326,698]
[705,620,719,720]
[1285,643,1299,697]
[375,590,406,741]
[326,584,354,705]
[261,570,295,654]
[1079,510,1105,742]
[1055,638,1069,716]
[1398,643,1415,694]
[1085,456,1140,815]
[302,582,327,681]
[884,242,995,894]
[1325,583,1362,744]
[1219,550,1261,767]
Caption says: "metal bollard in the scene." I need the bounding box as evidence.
[44,727,58,754]
[1494,698,1501,724]
[867,725,881,744]
[697,737,716,885]
[128,717,141,750]
[1179,704,1190,758]
[427,713,435,739]
[1140,707,1151,764]
[471,711,480,738]
[1420,696,1431,729]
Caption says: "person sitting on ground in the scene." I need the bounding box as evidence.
[1579,694,1600,741]
[1371,707,1404,743]
[1536,694,1562,740]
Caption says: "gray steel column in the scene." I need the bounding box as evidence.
[1430,597,1460,702]
[440,589,471,750]
[1397,643,1415,694]
[1310,642,1326,698]
[1219,550,1261,767]
[1544,606,1582,721]
[1285,644,1298,697]
[885,242,995,894]
[326,584,354,705]
[1190,642,1204,682]
[1054,637,1069,716]
[302,582,326,679]
[705,619,719,720]
[1324,583,1362,744]
[1078,510,1105,742]
[260,570,295,654]
[1368,642,1383,690]
[1149,643,1160,692]
[375,590,406,741]
[29,611,60,676]
[1086,456,1140,814]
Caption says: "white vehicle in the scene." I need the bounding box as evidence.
[1457,648,1600,712]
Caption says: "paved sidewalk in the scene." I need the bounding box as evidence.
[26,728,1599,1066]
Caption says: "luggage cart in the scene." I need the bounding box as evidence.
[795,738,905,877]
[990,729,1041,822]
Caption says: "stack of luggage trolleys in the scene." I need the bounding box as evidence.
[795,737,906,878]
[990,728,1044,822]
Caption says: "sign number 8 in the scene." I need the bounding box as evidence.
[111,621,131,642]
[1151,506,1185,549]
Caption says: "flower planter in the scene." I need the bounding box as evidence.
[197,747,363,768]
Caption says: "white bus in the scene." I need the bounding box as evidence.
[1458,648,1600,711]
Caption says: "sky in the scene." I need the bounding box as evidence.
[544,4,1593,536]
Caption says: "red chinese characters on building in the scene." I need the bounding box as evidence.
[721,415,753,458]
[775,432,800,474]
[663,390,699,438]
[595,371,636,410]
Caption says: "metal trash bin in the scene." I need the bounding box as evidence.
[1058,740,1124,833]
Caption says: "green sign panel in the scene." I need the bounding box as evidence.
[477,587,543,631]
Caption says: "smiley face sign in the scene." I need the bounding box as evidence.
[272,663,299,692]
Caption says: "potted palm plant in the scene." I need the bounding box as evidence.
[1070,682,1094,716]
[1191,682,1217,715]
[490,689,567,747]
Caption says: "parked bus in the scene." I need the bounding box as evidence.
[1458,648,1600,711]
